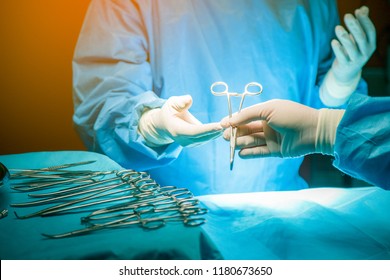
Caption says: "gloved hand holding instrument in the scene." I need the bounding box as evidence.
[220,99,345,158]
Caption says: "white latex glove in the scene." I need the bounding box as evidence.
[220,100,345,158]
[321,6,376,107]
[138,95,223,147]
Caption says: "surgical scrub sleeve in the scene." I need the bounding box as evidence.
[73,0,367,195]
[333,94,390,190]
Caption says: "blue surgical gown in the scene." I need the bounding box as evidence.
[73,0,366,195]
[334,94,390,190]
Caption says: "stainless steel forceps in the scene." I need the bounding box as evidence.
[211,81,263,170]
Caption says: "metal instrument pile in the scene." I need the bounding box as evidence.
[8,161,207,238]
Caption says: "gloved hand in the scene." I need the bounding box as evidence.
[220,99,345,158]
[138,95,223,147]
[321,6,376,106]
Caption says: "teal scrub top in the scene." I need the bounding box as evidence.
[334,94,390,190]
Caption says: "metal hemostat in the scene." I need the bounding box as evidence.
[211,81,263,170]
[9,161,208,238]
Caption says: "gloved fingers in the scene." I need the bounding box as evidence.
[166,95,206,125]
[344,13,368,56]
[238,121,282,158]
[164,95,223,136]
[220,102,273,128]
[222,127,231,140]
[355,6,376,51]
[172,120,223,138]
[335,25,359,61]
[222,125,271,157]
[164,95,201,124]
[222,121,264,140]
[238,146,277,159]
[166,95,193,112]
[331,39,349,64]
[180,111,203,125]
[235,133,267,150]
[220,107,259,128]
[178,130,223,147]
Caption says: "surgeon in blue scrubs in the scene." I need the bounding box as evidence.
[221,93,390,190]
[73,1,375,195]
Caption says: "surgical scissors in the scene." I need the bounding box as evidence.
[42,198,207,238]
[210,81,263,169]
[13,173,158,218]
[8,161,209,238]
[10,160,96,178]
